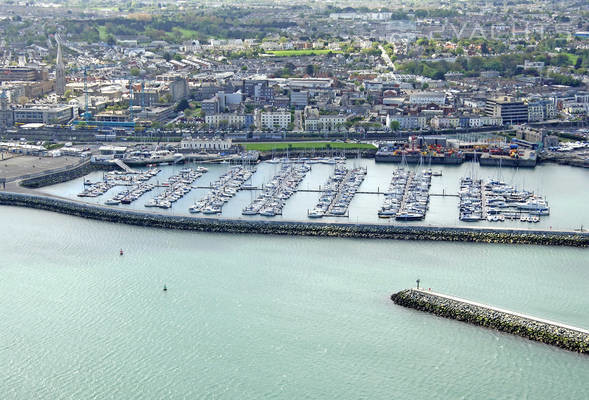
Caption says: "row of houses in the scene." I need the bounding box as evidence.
[203,107,348,131]
[386,113,503,130]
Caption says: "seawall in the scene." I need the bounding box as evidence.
[391,289,589,354]
[0,192,588,247]
[18,160,108,188]
[375,154,463,165]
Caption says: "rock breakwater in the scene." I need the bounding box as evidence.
[391,289,589,354]
[0,192,588,247]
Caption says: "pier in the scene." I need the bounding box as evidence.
[391,288,589,354]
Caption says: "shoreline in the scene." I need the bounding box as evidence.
[0,191,587,247]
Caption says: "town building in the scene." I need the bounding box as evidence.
[0,92,14,128]
[256,110,291,130]
[180,137,232,151]
[290,90,309,108]
[205,113,253,129]
[0,67,47,82]
[242,80,273,103]
[485,96,528,124]
[169,77,189,102]
[13,104,74,124]
[408,92,446,105]
[136,105,175,123]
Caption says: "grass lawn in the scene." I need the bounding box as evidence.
[183,106,201,118]
[562,53,579,65]
[43,143,64,150]
[239,142,376,152]
[97,26,108,42]
[173,27,200,40]
[266,49,342,57]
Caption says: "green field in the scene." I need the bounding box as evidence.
[239,142,376,152]
[173,27,200,40]
[267,49,341,57]
[97,26,108,42]
[563,52,579,65]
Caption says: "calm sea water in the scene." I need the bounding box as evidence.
[39,160,589,230]
[0,206,587,399]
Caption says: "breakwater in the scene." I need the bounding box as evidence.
[391,289,589,354]
[0,192,588,247]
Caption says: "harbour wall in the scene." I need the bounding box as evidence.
[479,157,536,168]
[258,148,377,160]
[18,160,109,188]
[0,192,588,247]
[375,154,463,165]
[390,289,589,354]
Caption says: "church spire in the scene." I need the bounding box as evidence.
[55,34,65,96]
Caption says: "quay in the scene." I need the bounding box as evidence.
[391,288,589,354]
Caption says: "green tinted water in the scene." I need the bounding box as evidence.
[0,206,587,399]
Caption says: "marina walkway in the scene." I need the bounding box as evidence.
[83,181,460,196]
[111,159,137,174]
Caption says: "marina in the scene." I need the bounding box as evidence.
[144,167,207,209]
[308,164,367,218]
[1,158,588,400]
[189,166,254,214]
[378,165,434,220]
[104,182,156,205]
[242,164,310,217]
[459,177,483,221]
[36,159,588,231]
[395,170,431,221]
[78,168,161,198]
[459,176,550,223]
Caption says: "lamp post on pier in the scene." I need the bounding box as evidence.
[416,279,420,290]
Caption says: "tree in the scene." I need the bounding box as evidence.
[175,99,189,112]
[390,120,400,131]
[163,52,172,62]
[130,67,140,76]
[575,57,582,69]
[305,64,315,76]
[106,35,116,46]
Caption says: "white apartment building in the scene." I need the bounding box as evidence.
[180,137,232,151]
[480,116,503,126]
[408,92,446,105]
[205,113,246,128]
[317,115,346,131]
[257,110,291,130]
